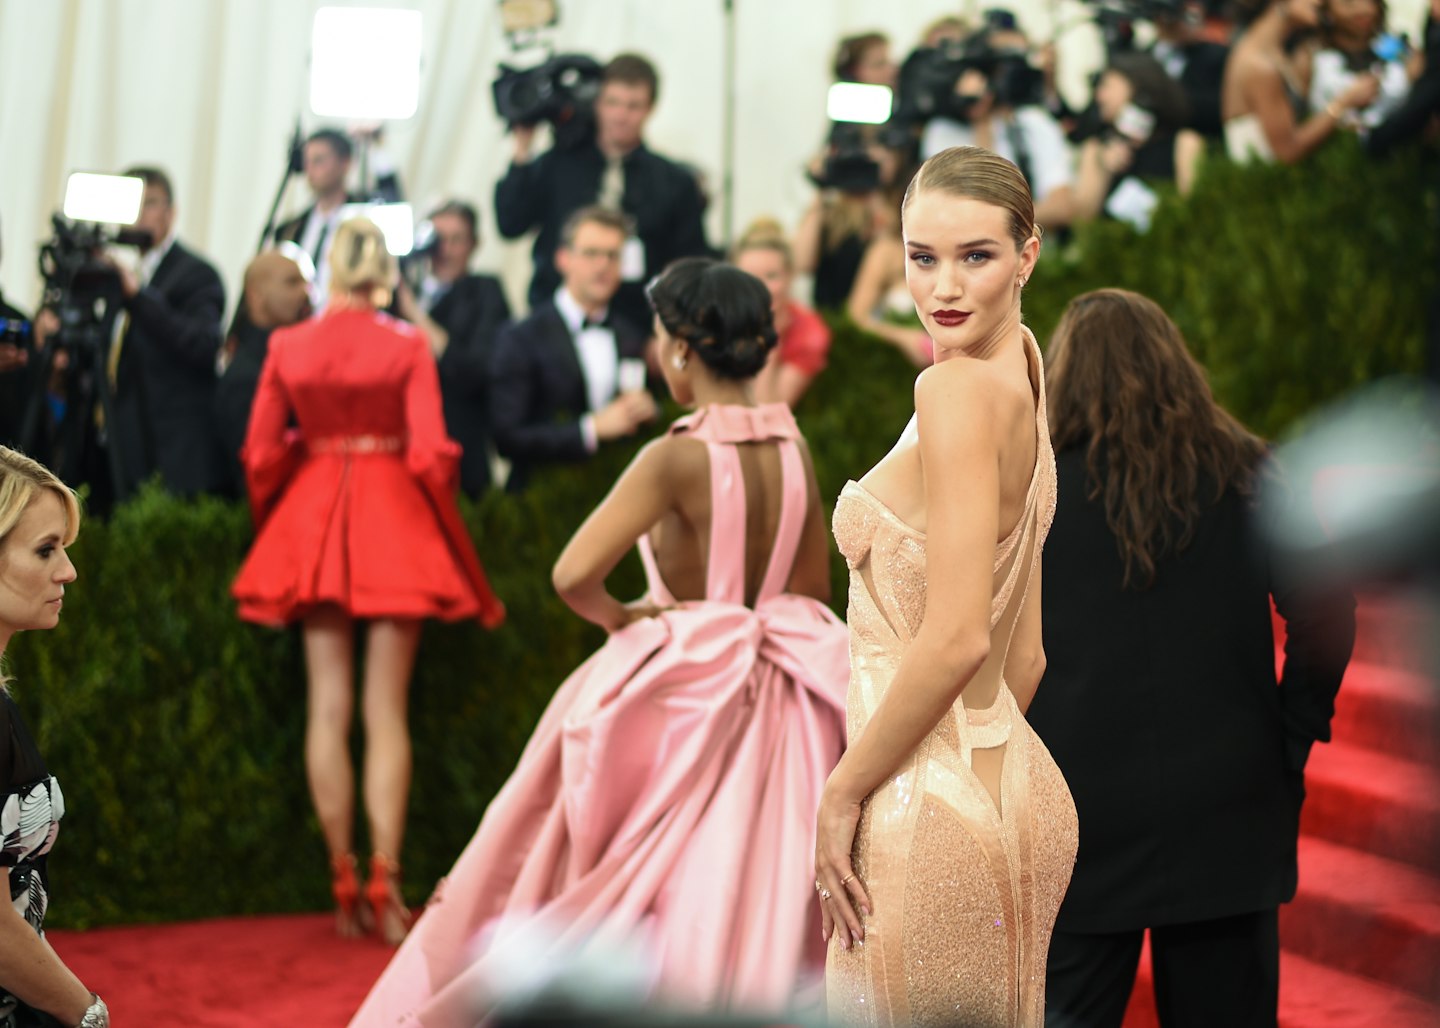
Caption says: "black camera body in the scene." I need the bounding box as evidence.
[37,216,150,355]
[894,30,1047,128]
[493,53,603,147]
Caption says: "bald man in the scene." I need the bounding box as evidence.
[215,250,312,495]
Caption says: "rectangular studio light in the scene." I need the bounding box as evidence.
[310,7,423,121]
[827,82,894,126]
[62,173,144,224]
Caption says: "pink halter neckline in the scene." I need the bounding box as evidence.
[669,403,801,444]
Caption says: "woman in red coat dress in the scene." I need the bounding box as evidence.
[233,217,504,945]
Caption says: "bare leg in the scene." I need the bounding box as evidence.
[302,606,357,854]
[302,606,362,936]
[361,617,422,944]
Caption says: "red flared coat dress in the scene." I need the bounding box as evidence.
[232,307,503,626]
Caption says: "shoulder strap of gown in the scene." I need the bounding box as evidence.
[704,442,748,604]
[755,440,807,604]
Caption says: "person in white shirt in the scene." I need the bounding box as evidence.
[488,206,657,493]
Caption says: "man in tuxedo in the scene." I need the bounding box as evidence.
[215,250,312,496]
[394,200,511,497]
[495,53,711,330]
[489,205,656,493]
[106,166,227,500]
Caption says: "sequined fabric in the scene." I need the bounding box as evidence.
[826,330,1077,1027]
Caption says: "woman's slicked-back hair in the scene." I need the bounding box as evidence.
[1046,289,1268,589]
[902,145,1036,249]
[646,258,778,381]
[328,217,397,304]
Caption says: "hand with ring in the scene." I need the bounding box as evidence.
[814,776,872,952]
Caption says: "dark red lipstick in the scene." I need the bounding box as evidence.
[932,310,970,327]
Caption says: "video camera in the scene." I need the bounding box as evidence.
[892,22,1047,129]
[491,1,601,148]
[1079,0,1189,55]
[37,217,151,353]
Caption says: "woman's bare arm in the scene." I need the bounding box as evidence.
[0,872,94,1025]
[784,438,833,604]
[846,236,930,367]
[552,438,685,630]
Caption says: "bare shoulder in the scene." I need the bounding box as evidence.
[914,358,1001,431]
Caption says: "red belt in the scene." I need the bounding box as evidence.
[308,434,404,455]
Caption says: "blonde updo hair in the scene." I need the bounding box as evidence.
[902,146,1038,251]
[0,447,81,688]
[328,217,397,308]
[730,217,794,271]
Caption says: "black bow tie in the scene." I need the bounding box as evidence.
[582,317,608,330]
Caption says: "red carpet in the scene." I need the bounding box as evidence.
[45,596,1440,1026]
[49,912,394,1027]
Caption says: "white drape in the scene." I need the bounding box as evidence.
[2,0,1425,316]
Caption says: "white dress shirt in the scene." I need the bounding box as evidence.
[554,286,619,452]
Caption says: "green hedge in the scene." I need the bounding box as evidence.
[10,138,1431,927]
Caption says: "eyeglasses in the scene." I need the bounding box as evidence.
[574,247,622,263]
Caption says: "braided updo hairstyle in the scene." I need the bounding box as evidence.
[645,258,778,381]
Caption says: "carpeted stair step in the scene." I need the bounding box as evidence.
[1282,836,1440,999]
[1329,661,1440,764]
[1124,937,1440,1027]
[1300,740,1440,872]
[1350,592,1437,677]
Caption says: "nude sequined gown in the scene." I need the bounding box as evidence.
[826,331,1078,1027]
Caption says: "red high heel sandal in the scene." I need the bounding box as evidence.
[330,852,369,938]
[366,852,414,946]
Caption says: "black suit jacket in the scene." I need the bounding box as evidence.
[0,293,31,448]
[428,274,511,497]
[494,140,710,330]
[111,241,226,496]
[214,314,274,498]
[1026,447,1355,933]
[487,300,646,492]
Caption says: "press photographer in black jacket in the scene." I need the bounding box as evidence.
[494,53,710,331]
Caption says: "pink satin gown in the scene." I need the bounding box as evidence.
[349,403,850,1026]
[825,331,1079,1026]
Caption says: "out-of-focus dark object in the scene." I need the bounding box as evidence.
[892,23,1047,129]
[1261,378,1440,585]
[1081,0,1189,55]
[493,53,603,143]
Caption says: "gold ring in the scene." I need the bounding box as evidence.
[814,879,823,892]
[841,873,856,886]
[819,888,832,900]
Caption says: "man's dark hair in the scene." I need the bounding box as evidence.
[428,200,480,242]
[306,128,354,162]
[121,166,174,205]
[602,53,659,105]
[560,205,633,248]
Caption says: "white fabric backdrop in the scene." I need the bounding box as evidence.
[0,0,1423,316]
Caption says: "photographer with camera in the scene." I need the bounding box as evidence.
[393,200,511,497]
[916,14,1077,230]
[105,166,228,498]
[494,53,710,332]
[1074,52,1206,229]
[1148,0,1233,140]
[794,32,906,311]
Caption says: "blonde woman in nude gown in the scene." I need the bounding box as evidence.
[817,146,1079,1027]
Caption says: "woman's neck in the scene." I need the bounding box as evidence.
[690,377,756,408]
[1250,6,1295,50]
[940,304,1024,365]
